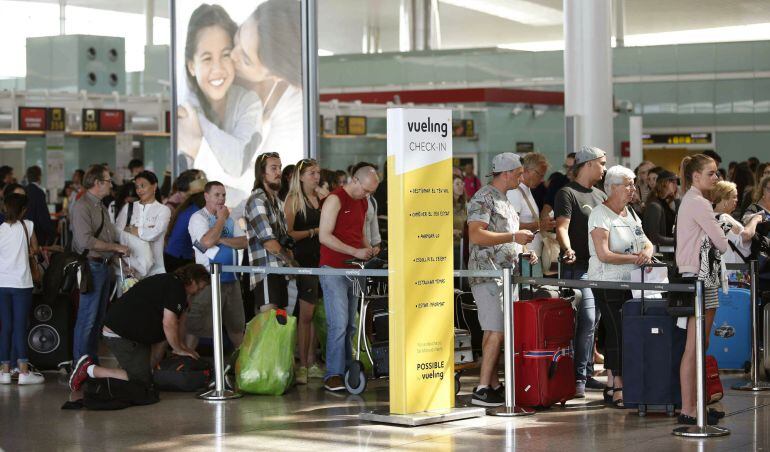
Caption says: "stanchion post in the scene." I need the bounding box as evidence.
[673,280,729,437]
[488,266,534,417]
[198,263,242,401]
[732,259,770,391]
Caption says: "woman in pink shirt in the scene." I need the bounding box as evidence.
[675,154,728,425]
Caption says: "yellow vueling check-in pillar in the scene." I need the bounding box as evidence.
[387,108,454,414]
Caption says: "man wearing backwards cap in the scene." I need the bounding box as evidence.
[554,145,608,398]
[467,152,537,407]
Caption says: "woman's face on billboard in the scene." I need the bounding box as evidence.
[232,18,270,83]
[187,26,234,103]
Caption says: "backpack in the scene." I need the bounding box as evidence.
[83,378,159,410]
[153,355,212,392]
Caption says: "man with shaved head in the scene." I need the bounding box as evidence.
[318,162,379,392]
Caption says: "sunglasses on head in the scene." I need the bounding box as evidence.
[257,152,280,166]
[296,158,318,173]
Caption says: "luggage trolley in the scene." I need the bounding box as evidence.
[343,256,388,394]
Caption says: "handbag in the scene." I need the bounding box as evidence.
[665,274,697,317]
[20,221,43,287]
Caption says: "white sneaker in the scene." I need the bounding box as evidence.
[0,372,10,384]
[18,371,44,385]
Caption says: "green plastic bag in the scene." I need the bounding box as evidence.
[312,298,372,373]
[236,309,297,395]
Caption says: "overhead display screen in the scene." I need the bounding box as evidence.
[19,107,65,131]
[82,108,125,132]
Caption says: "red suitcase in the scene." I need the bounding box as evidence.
[706,355,723,403]
[514,297,576,408]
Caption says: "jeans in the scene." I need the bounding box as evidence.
[319,268,358,379]
[0,287,33,366]
[73,262,111,362]
[564,266,598,381]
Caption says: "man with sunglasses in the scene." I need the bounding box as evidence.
[70,164,130,369]
[245,152,294,312]
[318,162,380,392]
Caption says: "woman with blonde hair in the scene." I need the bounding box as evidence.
[711,181,762,283]
[675,154,728,425]
[284,158,328,384]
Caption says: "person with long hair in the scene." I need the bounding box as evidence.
[675,154,728,425]
[284,158,327,384]
[278,164,295,202]
[244,153,293,313]
[116,171,171,276]
[642,170,679,248]
[731,162,755,218]
[0,194,44,385]
[178,3,261,208]
[743,175,770,292]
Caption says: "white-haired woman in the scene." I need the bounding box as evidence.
[588,165,654,408]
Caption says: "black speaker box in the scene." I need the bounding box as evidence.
[28,292,75,370]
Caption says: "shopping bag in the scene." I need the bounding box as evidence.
[630,266,668,299]
[313,299,372,372]
[236,309,296,395]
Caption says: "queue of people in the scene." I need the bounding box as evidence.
[1,148,769,430]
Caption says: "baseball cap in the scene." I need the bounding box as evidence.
[487,152,522,176]
[574,146,606,166]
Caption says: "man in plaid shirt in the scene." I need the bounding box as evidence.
[245,152,293,312]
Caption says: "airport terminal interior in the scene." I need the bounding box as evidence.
[2,0,770,450]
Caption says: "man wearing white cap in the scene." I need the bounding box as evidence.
[467,152,537,407]
[554,145,608,398]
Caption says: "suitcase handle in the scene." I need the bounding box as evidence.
[639,260,670,315]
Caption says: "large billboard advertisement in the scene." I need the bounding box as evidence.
[173,0,304,210]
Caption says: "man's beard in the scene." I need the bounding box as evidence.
[267,181,281,192]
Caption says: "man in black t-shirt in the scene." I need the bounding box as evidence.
[554,146,607,398]
[68,264,210,391]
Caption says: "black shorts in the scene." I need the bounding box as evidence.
[296,275,319,304]
[254,274,289,310]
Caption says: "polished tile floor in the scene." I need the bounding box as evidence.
[2,369,769,451]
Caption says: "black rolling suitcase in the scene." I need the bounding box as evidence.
[622,295,686,416]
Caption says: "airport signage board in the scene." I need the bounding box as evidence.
[335,115,367,135]
[387,108,454,414]
[642,133,712,145]
[18,107,66,131]
[82,108,125,132]
[452,119,474,137]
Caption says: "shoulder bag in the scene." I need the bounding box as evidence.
[20,221,43,287]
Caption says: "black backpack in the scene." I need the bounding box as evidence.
[83,378,159,410]
[153,355,212,392]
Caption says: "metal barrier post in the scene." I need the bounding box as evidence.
[733,259,770,391]
[673,280,729,437]
[488,266,534,417]
[198,263,242,401]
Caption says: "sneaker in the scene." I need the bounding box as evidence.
[471,386,505,407]
[585,377,606,391]
[18,371,44,385]
[68,355,93,392]
[324,375,345,392]
[575,380,586,398]
[296,367,308,385]
[10,367,19,381]
[0,372,10,385]
[308,363,324,379]
[493,383,505,398]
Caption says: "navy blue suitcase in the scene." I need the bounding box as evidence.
[622,297,686,416]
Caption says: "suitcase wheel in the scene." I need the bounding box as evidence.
[666,405,675,417]
[454,372,461,395]
[560,401,566,407]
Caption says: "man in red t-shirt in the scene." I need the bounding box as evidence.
[318,163,379,392]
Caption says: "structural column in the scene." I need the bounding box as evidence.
[563,0,614,159]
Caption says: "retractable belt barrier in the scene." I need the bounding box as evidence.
[201,263,733,437]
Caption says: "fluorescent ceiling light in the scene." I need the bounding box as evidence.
[319,48,334,56]
[498,22,770,51]
[440,0,561,26]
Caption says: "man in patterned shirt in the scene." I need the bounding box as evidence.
[467,152,536,407]
[245,152,294,312]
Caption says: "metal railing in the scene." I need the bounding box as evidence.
[198,262,737,437]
